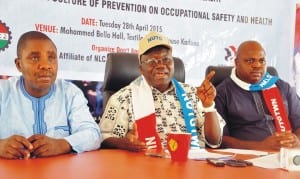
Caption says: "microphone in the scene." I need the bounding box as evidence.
[293,155,300,166]
[280,148,300,171]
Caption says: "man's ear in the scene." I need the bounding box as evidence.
[234,57,239,66]
[138,65,143,73]
[15,58,22,72]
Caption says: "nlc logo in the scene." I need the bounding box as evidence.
[0,20,12,52]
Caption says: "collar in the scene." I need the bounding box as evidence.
[230,68,279,91]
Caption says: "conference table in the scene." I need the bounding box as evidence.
[0,149,299,179]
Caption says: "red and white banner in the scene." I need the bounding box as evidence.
[0,0,296,87]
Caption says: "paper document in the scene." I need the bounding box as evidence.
[213,148,269,156]
[247,153,280,169]
[188,149,233,160]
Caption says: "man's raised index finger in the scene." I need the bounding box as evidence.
[205,70,215,82]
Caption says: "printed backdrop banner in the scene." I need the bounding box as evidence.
[0,0,296,85]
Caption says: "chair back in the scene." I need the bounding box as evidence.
[205,65,279,87]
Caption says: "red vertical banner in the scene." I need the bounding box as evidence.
[262,87,292,132]
[135,113,162,150]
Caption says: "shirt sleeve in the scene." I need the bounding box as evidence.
[215,82,231,136]
[283,81,300,130]
[99,89,132,141]
[197,102,226,148]
[63,85,102,153]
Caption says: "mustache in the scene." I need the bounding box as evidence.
[35,71,55,77]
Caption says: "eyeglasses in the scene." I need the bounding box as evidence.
[243,58,266,65]
[141,57,173,66]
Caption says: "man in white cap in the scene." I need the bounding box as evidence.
[100,31,225,152]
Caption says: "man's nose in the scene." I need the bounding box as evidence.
[252,59,264,67]
[38,58,52,69]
